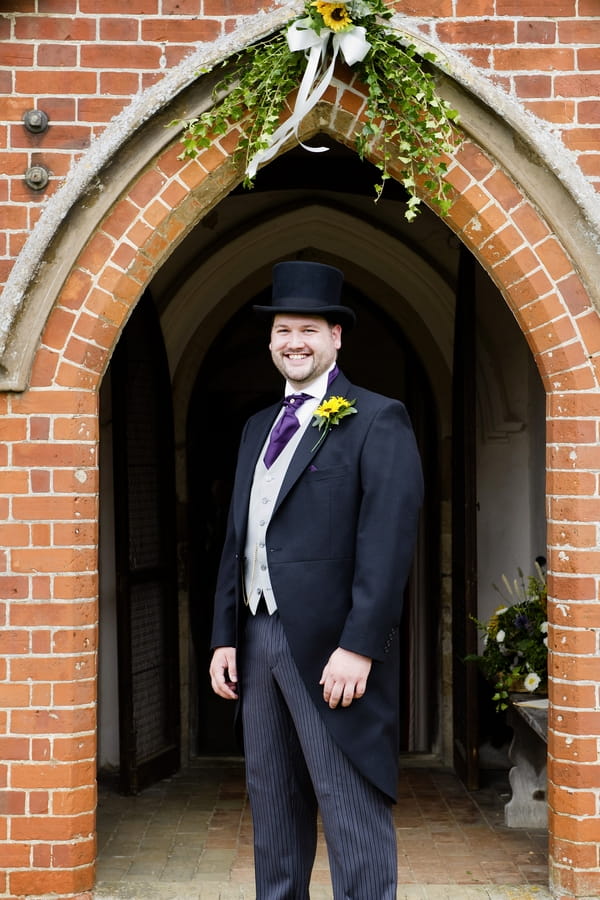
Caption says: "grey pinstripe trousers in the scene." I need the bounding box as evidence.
[241,608,397,900]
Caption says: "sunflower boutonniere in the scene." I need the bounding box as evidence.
[311,395,357,452]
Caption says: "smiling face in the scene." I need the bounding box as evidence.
[269,314,342,389]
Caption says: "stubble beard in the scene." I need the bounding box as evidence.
[273,354,317,387]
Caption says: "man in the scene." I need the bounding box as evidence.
[209,260,423,899]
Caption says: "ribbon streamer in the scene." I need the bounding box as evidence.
[245,19,370,180]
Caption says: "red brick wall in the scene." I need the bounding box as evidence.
[1,3,599,899]
[1,0,599,292]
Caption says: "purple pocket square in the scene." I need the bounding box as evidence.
[309,464,318,472]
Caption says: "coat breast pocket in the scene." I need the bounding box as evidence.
[294,464,358,560]
[309,464,351,482]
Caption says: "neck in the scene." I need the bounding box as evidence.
[285,361,338,395]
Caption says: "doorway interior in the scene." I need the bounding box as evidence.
[97,136,546,791]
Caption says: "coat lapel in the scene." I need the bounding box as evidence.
[273,371,352,515]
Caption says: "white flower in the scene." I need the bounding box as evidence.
[543,636,548,648]
[496,607,508,616]
[524,672,541,692]
[496,630,505,643]
[540,621,549,633]
[348,0,372,15]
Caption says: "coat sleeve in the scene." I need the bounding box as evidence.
[209,418,252,650]
[337,400,423,662]
[210,496,239,650]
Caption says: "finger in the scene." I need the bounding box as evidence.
[319,663,329,686]
[322,673,333,702]
[320,664,332,696]
[210,673,223,697]
[227,659,238,684]
[341,680,356,707]
[210,660,237,699]
[210,668,225,697]
[214,679,237,700]
[328,681,344,709]
[219,667,238,698]
[354,677,367,699]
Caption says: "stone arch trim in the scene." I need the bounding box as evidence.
[4,76,600,900]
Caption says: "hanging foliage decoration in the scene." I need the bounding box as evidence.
[171,0,459,221]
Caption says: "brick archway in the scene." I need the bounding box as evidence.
[3,83,600,900]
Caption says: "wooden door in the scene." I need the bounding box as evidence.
[111,294,180,794]
[451,247,480,790]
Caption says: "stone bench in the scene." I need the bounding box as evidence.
[504,696,548,829]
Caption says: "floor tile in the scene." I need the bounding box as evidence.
[95,760,551,900]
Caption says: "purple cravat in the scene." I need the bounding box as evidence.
[264,393,311,468]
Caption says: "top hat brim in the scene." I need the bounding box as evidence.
[253,303,356,330]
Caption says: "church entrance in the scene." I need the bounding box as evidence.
[5,28,593,882]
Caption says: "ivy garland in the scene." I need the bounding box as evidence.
[171,0,459,221]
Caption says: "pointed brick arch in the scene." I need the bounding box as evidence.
[4,83,600,899]
[32,94,599,395]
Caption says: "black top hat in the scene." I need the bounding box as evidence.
[253,261,356,330]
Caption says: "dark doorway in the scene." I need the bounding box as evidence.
[186,277,439,756]
[109,293,181,793]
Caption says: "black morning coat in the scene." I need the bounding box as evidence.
[210,370,424,802]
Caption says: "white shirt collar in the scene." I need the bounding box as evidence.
[284,361,337,401]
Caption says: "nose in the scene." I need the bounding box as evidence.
[287,331,306,349]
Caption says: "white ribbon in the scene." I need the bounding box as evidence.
[334,25,371,66]
[245,19,370,179]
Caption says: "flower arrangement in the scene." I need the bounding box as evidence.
[467,562,548,712]
[311,395,357,450]
[171,0,459,220]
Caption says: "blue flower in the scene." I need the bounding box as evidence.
[513,613,531,631]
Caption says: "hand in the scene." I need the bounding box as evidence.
[209,646,238,699]
[319,647,372,709]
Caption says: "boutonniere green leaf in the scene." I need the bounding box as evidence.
[311,395,357,451]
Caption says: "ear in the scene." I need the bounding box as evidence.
[332,323,342,350]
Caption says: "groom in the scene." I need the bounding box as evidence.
[209,260,423,899]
